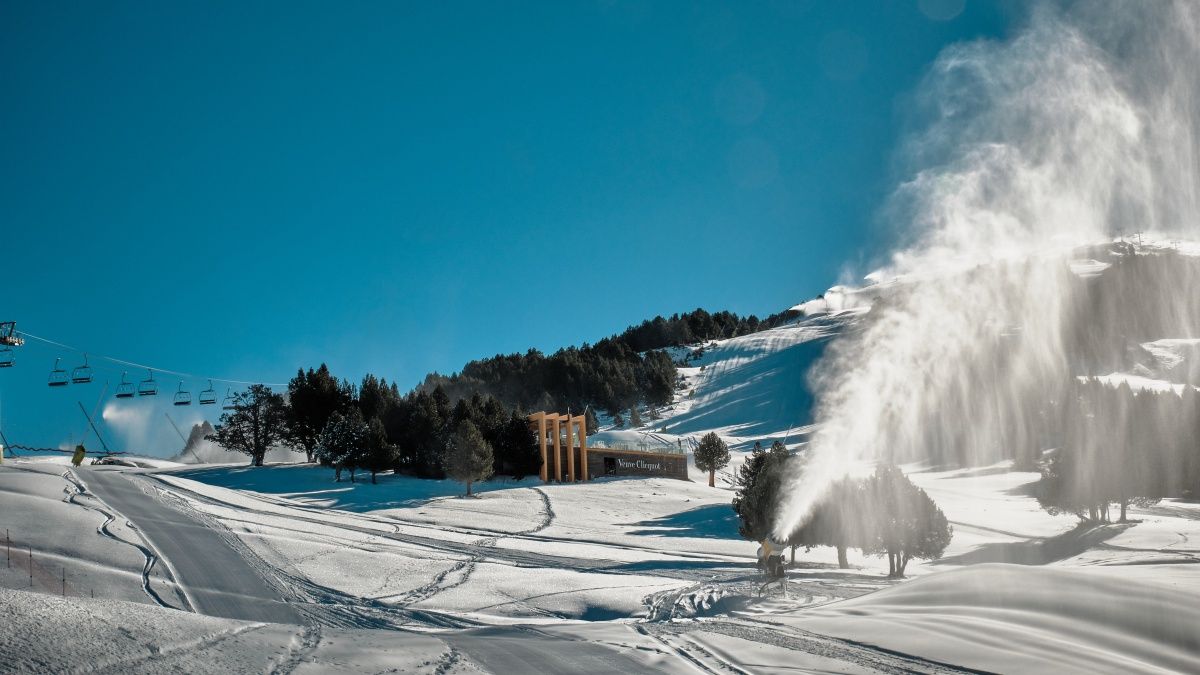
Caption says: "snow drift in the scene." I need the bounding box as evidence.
[794,563,1200,674]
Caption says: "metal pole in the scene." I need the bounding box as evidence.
[80,383,109,446]
[77,401,112,454]
[28,545,32,587]
[164,413,201,463]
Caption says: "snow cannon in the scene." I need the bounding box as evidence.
[757,538,787,579]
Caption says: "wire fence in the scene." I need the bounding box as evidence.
[3,528,89,599]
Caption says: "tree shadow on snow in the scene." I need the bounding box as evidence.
[168,464,527,512]
[604,559,755,575]
[626,503,742,539]
[933,522,1134,566]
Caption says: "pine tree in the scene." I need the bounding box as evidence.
[694,431,731,487]
[863,465,952,577]
[731,441,790,541]
[629,406,643,428]
[207,384,289,467]
[493,411,541,479]
[362,416,397,484]
[283,364,352,463]
[788,477,866,569]
[444,420,494,496]
[316,408,369,482]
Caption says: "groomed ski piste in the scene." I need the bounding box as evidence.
[4,240,1200,674]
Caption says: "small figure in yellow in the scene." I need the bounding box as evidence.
[71,444,86,467]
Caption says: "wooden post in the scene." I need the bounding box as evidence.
[551,415,562,483]
[577,416,589,481]
[564,414,575,482]
[537,413,549,480]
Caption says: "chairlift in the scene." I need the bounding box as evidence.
[71,353,94,384]
[137,369,158,397]
[198,380,217,405]
[48,358,69,387]
[0,347,13,368]
[221,387,238,410]
[173,381,192,406]
[0,321,24,347]
[115,371,135,398]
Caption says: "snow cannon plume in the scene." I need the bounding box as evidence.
[775,1,1200,539]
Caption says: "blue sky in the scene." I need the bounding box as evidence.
[1,1,1020,452]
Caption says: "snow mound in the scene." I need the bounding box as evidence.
[793,563,1200,675]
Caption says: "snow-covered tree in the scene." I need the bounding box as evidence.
[444,420,493,496]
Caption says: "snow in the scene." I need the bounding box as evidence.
[789,564,1200,675]
[645,315,852,448]
[0,462,188,608]
[1069,258,1112,277]
[1088,372,1195,394]
[147,466,745,621]
[5,439,1200,672]
[8,238,1200,671]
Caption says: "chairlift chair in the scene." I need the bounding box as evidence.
[48,358,69,387]
[173,381,192,406]
[137,369,158,397]
[198,380,217,405]
[221,387,238,410]
[115,371,135,398]
[0,347,13,368]
[71,354,94,384]
[0,321,24,347]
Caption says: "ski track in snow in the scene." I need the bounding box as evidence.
[141,473,586,630]
[388,486,556,608]
[53,468,184,611]
[266,625,322,675]
[644,619,987,674]
[81,622,270,675]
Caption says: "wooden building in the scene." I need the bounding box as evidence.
[527,411,689,483]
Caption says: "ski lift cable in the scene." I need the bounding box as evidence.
[17,331,286,388]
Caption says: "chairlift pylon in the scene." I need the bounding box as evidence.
[71,353,94,384]
[221,387,238,410]
[198,380,217,405]
[137,369,158,397]
[0,346,13,368]
[173,381,192,406]
[48,358,69,387]
[115,371,134,398]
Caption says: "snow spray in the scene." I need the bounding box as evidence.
[775,0,1200,538]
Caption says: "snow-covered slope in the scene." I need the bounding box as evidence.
[653,312,854,447]
[6,454,1200,673]
[619,239,1200,456]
